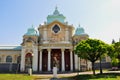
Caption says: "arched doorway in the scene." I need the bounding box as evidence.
[25,53,32,72]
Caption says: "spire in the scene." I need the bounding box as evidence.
[53,6,60,15]
[32,24,34,28]
[78,24,80,27]
[55,5,58,10]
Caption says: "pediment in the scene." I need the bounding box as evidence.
[47,20,67,29]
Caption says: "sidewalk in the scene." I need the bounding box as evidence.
[33,71,120,80]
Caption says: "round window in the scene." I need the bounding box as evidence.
[52,25,60,33]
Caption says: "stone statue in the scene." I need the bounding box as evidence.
[53,57,58,67]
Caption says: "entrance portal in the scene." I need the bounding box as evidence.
[25,53,32,72]
[51,49,61,71]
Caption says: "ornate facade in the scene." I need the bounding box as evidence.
[0,8,92,72]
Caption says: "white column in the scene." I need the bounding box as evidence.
[70,50,73,71]
[39,49,42,71]
[32,47,38,71]
[48,49,51,71]
[74,54,78,71]
[61,48,65,71]
[20,48,25,72]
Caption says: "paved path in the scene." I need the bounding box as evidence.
[33,71,120,80]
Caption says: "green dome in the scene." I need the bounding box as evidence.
[47,7,66,24]
[25,26,38,36]
[75,25,87,35]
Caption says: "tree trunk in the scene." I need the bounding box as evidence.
[100,56,103,74]
[92,62,95,75]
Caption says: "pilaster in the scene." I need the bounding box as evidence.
[65,28,69,41]
[32,46,38,72]
[20,48,25,72]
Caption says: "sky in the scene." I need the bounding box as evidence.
[0,0,119,45]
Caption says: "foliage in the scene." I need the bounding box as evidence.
[111,58,119,66]
[108,42,120,67]
[107,44,115,58]
[75,38,108,75]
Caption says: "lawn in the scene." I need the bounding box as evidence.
[0,72,120,80]
[73,73,120,80]
[0,74,32,80]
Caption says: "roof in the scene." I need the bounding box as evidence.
[75,24,88,36]
[24,26,38,36]
[0,45,21,50]
[47,7,66,24]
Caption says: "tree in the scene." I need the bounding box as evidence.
[75,39,108,75]
[108,42,120,68]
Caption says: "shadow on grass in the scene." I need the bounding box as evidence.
[72,73,120,80]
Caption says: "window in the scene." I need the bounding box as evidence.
[6,56,12,63]
[52,25,60,33]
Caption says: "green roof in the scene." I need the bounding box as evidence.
[47,7,66,24]
[0,45,21,50]
[75,25,88,36]
[24,26,38,36]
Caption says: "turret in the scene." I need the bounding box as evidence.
[72,24,89,45]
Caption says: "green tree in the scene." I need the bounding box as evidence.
[75,39,108,75]
[108,42,120,67]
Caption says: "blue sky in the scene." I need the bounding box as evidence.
[0,0,119,45]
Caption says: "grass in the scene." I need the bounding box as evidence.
[0,74,32,80]
[0,72,120,80]
[72,73,120,80]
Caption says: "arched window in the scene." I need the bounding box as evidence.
[6,56,12,63]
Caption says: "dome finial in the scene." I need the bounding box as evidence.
[78,24,80,27]
[55,5,58,10]
[53,6,59,15]
[32,24,34,28]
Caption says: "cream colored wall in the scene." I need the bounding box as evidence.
[0,50,21,63]
[38,21,74,43]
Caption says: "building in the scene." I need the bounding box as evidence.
[0,7,90,72]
